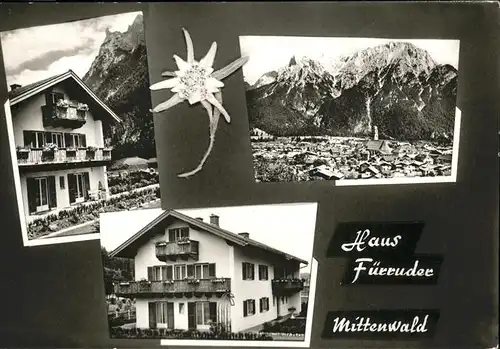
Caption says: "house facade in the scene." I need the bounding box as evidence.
[8,70,121,219]
[110,210,306,333]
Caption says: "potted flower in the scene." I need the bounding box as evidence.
[138,278,151,291]
[86,146,97,160]
[16,145,31,153]
[187,278,200,285]
[42,143,58,161]
[76,103,89,111]
[177,236,190,245]
[56,99,70,108]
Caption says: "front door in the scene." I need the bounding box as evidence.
[35,177,49,212]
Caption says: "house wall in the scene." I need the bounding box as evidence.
[20,165,106,217]
[134,218,233,281]
[12,84,103,148]
[136,297,232,331]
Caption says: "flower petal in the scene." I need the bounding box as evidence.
[212,56,249,80]
[182,28,195,64]
[188,90,203,105]
[207,92,230,123]
[201,100,213,124]
[200,41,217,69]
[207,77,224,88]
[174,55,190,71]
[151,93,184,113]
[150,77,180,91]
[171,84,185,93]
[161,70,177,77]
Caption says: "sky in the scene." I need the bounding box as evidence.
[0,11,142,89]
[100,203,318,266]
[239,36,460,85]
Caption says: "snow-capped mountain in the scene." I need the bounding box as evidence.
[245,42,458,141]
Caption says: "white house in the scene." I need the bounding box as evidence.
[110,209,306,333]
[8,70,121,218]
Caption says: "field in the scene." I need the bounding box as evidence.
[252,136,454,182]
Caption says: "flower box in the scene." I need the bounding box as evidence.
[16,146,30,153]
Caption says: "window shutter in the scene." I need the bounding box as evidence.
[45,92,53,106]
[26,178,37,214]
[68,174,76,204]
[242,262,246,280]
[187,302,196,329]
[148,302,157,329]
[209,302,217,323]
[250,264,254,280]
[48,176,57,208]
[182,227,189,238]
[186,265,194,278]
[83,172,90,200]
[208,263,216,278]
[259,298,262,313]
[252,300,256,314]
[243,301,247,317]
[162,266,167,280]
[23,131,33,147]
[147,267,153,281]
[168,229,175,242]
[81,134,87,147]
[166,265,173,280]
[64,133,72,148]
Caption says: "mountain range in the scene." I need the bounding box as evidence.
[245,42,458,141]
[83,14,155,160]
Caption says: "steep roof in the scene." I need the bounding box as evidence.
[110,209,308,265]
[8,70,121,123]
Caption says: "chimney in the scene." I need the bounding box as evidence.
[238,232,250,239]
[195,217,203,222]
[209,214,219,227]
[10,84,21,91]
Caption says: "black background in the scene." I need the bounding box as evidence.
[0,2,498,348]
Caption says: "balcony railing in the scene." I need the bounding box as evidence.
[16,148,112,166]
[155,240,200,261]
[114,278,231,298]
[271,278,304,296]
[42,104,87,128]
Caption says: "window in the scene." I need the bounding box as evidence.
[35,177,49,211]
[174,265,187,280]
[46,91,64,105]
[77,109,86,119]
[27,176,56,214]
[242,262,255,280]
[59,176,65,190]
[147,266,168,281]
[273,296,276,307]
[168,227,189,242]
[51,132,65,148]
[258,265,269,280]
[243,299,256,317]
[194,263,216,279]
[196,302,211,325]
[156,302,168,324]
[23,131,46,148]
[72,173,86,201]
[179,303,185,314]
[259,297,269,313]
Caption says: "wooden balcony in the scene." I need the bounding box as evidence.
[16,148,112,167]
[155,240,199,262]
[42,105,87,128]
[271,278,304,296]
[114,278,231,299]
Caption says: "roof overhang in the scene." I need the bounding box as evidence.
[9,70,121,124]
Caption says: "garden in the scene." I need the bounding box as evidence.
[108,170,159,195]
[109,327,273,340]
[27,186,161,240]
[261,318,306,335]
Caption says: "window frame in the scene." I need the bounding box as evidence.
[258,264,269,280]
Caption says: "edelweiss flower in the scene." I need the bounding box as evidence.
[150,28,249,178]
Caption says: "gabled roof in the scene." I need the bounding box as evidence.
[110,209,308,265]
[8,70,121,123]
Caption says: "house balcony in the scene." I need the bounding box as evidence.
[16,148,112,169]
[271,278,304,296]
[114,278,231,299]
[155,240,200,262]
[42,104,87,129]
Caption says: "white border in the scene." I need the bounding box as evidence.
[336,107,462,186]
[3,100,100,247]
[160,258,318,347]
